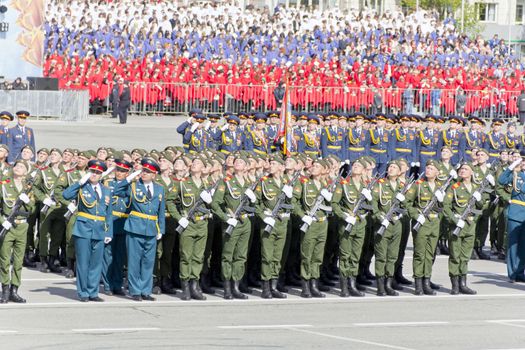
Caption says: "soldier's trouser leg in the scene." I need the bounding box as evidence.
[74,236,104,298]
[26,209,37,253]
[210,217,222,280]
[154,237,162,280]
[506,219,525,280]
[338,220,366,278]
[126,233,157,296]
[246,218,261,281]
[300,220,328,280]
[322,217,339,273]
[395,217,411,270]
[490,206,503,247]
[222,220,251,281]
[0,223,28,287]
[102,234,126,291]
[498,209,508,253]
[279,221,292,275]
[201,218,215,277]
[286,216,301,277]
[48,209,66,257]
[474,211,490,249]
[160,218,176,278]
[413,218,440,278]
[359,220,375,273]
[179,220,208,280]
[374,221,402,277]
[448,223,475,276]
[102,240,113,291]
[260,220,287,281]
[38,211,52,257]
[65,215,76,260]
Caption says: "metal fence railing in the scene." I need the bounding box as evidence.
[0,89,90,121]
[95,82,522,120]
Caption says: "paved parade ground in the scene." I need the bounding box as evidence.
[1,115,523,350]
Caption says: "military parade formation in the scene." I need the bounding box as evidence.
[0,108,524,303]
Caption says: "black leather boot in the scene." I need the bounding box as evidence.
[232,280,248,299]
[429,280,440,290]
[261,280,272,299]
[239,277,253,294]
[450,276,460,295]
[376,276,386,296]
[300,279,311,298]
[476,248,491,260]
[180,280,191,301]
[348,277,365,297]
[310,279,325,298]
[200,274,215,295]
[363,266,375,280]
[190,279,206,300]
[414,278,423,296]
[48,256,62,273]
[270,279,286,299]
[385,277,399,296]
[394,266,412,285]
[422,278,436,295]
[223,280,233,300]
[356,274,373,286]
[0,284,9,303]
[65,259,75,279]
[23,252,36,268]
[459,275,477,295]
[339,275,350,297]
[161,277,177,294]
[39,256,48,273]
[9,286,26,303]
[391,278,404,291]
[320,270,336,287]
[276,274,288,293]
[317,279,330,292]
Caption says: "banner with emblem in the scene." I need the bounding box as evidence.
[278,81,293,157]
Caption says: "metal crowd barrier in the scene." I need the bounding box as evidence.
[0,89,90,121]
[100,83,522,120]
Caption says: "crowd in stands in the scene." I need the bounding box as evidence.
[42,0,525,116]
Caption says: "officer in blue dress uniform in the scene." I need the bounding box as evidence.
[113,158,165,301]
[0,111,13,145]
[484,118,506,164]
[463,116,486,162]
[368,114,392,174]
[101,159,132,296]
[298,114,322,158]
[321,112,344,159]
[218,115,244,155]
[344,113,368,162]
[183,114,209,154]
[498,152,525,282]
[62,160,113,302]
[7,111,35,163]
[266,111,280,153]
[206,114,222,150]
[437,116,465,165]
[417,115,440,173]
[391,114,417,168]
[177,108,201,152]
[244,113,270,155]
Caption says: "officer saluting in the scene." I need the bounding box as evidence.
[62,160,113,302]
[113,158,165,301]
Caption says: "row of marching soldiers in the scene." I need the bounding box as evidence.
[0,143,524,303]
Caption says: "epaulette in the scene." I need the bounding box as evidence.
[65,168,75,173]
[452,182,461,189]
[300,176,309,184]
[261,176,268,181]
[378,178,385,184]
[224,175,232,182]
[415,179,424,185]
[340,179,348,185]
[0,179,10,184]
[38,166,48,171]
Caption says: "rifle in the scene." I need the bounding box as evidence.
[451,173,493,237]
[343,173,381,234]
[377,172,422,236]
[224,174,266,236]
[40,189,55,216]
[300,168,344,233]
[0,165,45,239]
[263,171,301,234]
[175,180,220,234]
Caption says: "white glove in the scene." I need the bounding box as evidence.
[486,174,495,186]
[381,218,390,228]
[456,219,466,229]
[79,172,91,185]
[18,193,30,204]
[417,214,426,225]
[190,123,199,133]
[345,159,350,165]
[321,188,333,201]
[449,169,458,179]
[361,188,372,201]
[186,117,193,123]
[263,217,276,227]
[101,166,115,178]
[302,215,314,226]
[434,190,445,203]
[245,188,256,203]
[344,214,357,225]
[415,162,420,167]
[199,190,212,204]
[226,218,238,227]
[204,120,211,130]
[396,193,406,202]
[43,197,56,207]
[282,185,293,199]
[1,221,12,230]
[509,159,522,171]
[126,170,141,182]
[178,217,189,229]
[472,191,482,202]
[220,124,229,131]
[156,233,162,240]
[340,161,345,166]
[67,202,77,213]
[410,162,416,167]
[104,237,112,244]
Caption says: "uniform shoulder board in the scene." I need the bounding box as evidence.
[0,179,10,184]
[300,176,309,184]
[65,168,75,173]
[340,179,348,185]
[452,182,461,189]
[261,176,268,181]
[378,178,385,184]
[415,179,424,185]
[38,166,48,171]
[224,175,232,182]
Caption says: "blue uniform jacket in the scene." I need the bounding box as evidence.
[344,128,368,162]
[321,126,344,159]
[391,128,417,163]
[437,130,465,164]
[218,129,244,155]
[63,182,113,240]
[7,125,36,162]
[498,168,525,223]
[113,179,165,237]
[183,128,209,153]
[484,132,505,162]
[368,128,391,164]
[105,178,131,235]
